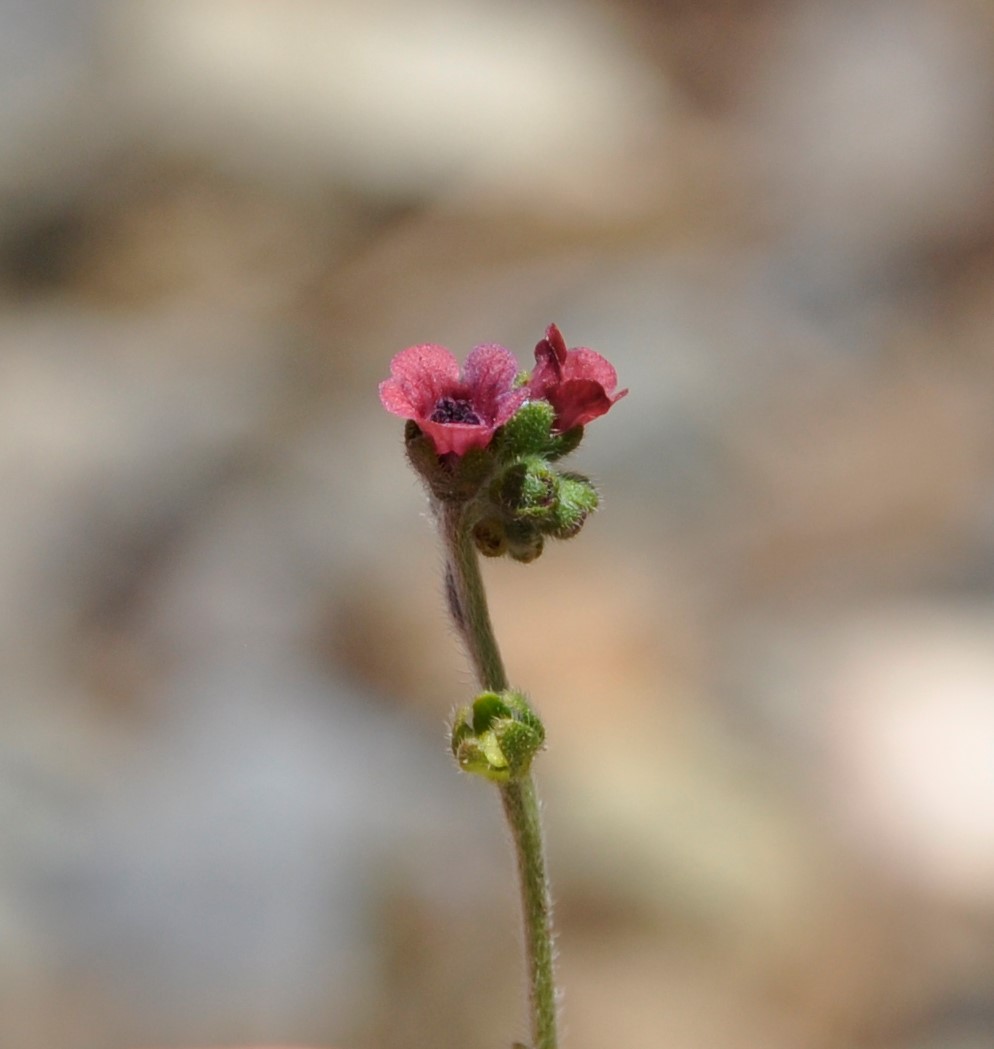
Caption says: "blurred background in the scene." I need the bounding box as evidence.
[3,1,994,1047]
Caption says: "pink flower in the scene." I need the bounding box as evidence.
[528,324,627,431]
[380,342,527,456]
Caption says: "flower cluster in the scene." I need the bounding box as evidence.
[380,324,626,453]
[380,324,626,560]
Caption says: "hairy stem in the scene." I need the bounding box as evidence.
[440,501,558,1049]
[441,503,508,693]
[499,776,558,1049]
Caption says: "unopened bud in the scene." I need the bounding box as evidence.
[492,458,558,523]
[494,401,556,460]
[548,472,599,539]
[450,690,546,782]
[505,520,545,563]
[472,517,508,558]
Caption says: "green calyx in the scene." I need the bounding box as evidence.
[547,471,599,538]
[405,421,493,502]
[451,690,546,782]
[493,400,583,462]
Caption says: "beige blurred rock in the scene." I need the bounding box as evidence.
[106,0,669,215]
[823,604,994,903]
[746,0,994,256]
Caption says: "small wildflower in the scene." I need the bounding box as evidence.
[380,342,527,456]
[529,323,628,432]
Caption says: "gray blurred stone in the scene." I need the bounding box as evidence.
[4,655,503,1048]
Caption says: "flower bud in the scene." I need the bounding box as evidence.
[472,517,508,558]
[494,400,557,460]
[492,458,558,525]
[545,423,584,461]
[548,472,599,539]
[504,520,545,563]
[494,400,586,463]
[450,690,545,782]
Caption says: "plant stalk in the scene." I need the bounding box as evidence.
[441,502,558,1049]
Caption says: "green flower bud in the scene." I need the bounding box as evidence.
[548,472,599,539]
[450,690,546,782]
[494,401,586,462]
[492,458,558,524]
[545,424,584,461]
[494,401,556,460]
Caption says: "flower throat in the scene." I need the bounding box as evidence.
[431,396,481,425]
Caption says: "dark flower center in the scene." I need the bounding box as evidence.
[430,396,482,425]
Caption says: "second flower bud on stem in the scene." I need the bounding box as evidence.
[451,690,546,782]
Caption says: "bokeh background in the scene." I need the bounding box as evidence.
[4,1,994,1047]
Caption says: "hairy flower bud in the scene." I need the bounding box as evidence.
[451,690,545,782]
[548,472,599,539]
[492,458,558,523]
[506,527,544,564]
[472,516,508,558]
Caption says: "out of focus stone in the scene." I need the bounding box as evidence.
[106,0,669,215]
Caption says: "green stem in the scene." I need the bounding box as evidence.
[440,501,559,1049]
[441,503,508,693]
[499,777,558,1049]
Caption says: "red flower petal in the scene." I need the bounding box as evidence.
[378,378,418,418]
[530,325,568,393]
[463,343,519,413]
[545,324,569,359]
[560,347,620,392]
[420,419,494,456]
[379,344,460,419]
[493,386,529,427]
[546,380,628,431]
